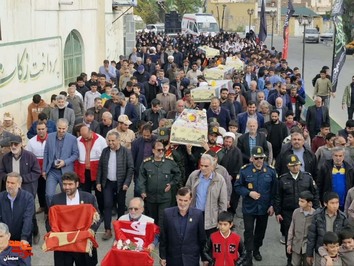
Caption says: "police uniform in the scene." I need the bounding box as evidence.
[234,146,277,264]
[274,154,319,265]
[138,155,181,228]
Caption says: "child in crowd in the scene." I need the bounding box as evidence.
[319,232,342,266]
[287,191,315,266]
[319,228,354,266]
[203,211,245,266]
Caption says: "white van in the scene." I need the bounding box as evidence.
[181,13,219,36]
[144,23,165,34]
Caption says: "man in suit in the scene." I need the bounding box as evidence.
[49,95,75,133]
[237,101,265,134]
[47,172,99,266]
[306,96,330,140]
[159,187,207,266]
[207,97,231,130]
[43,118,79,207]
[73,110,99,134]
[113,92,138,128]
[237,118,269,165]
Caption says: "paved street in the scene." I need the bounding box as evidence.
[32,36,354,265]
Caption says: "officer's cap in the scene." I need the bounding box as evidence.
[157,127,171,141]
[287,154,302,166]
[251,146,266,158]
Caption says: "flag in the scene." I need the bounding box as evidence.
[258,0,267,42]
[331,0,347,92]
[282,0,295,59]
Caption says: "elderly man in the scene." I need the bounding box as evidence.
[50,95,76,133]
[108,115,135,149]
[156,83,177,113]
[96,131,134,240]
[237,118,269,165]
[167,100,185,121]
[235,146,277,264]
[207,97,231,130]
[67,83,84,120]
[244,80,259,104]
[138,141,181,228]
[98,111,118,138]
[220,88,236,120]
[0,172,35,245]
[317,147,354,210]
[306,96,330,140]
[43,118,79,207]
[143,75,161,108]
[185,153,227,237]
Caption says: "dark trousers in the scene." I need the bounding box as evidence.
[37,175,47,210]
[54,248,97,266]
[133,175,140,197]
[280,210,294,263]
[103,180,126,230]
[206,227,218,239]
[348,106,354,120]
[145,201,170,228]
[229,178,240,214]
[80,170,104,214]
[243,213,269,253]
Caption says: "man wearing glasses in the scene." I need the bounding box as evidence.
[235,146,277,265]
[138,141,181,229]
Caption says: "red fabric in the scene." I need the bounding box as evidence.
[43,204,99,253]
[210,231,241,266]
[113,221,159,248]
[101,249,153,266]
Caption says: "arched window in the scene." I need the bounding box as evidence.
[64,30,83,85]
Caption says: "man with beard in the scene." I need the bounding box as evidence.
[268,83,291,110]
[138,141,181,228]
[113,92,138,128]
[219,88,236,120]
[264,110,289,159]
[98,112,118,138]
[237,101,264,134]
[132,124,157,197]
[143,75,161,107]
[103,88,120,118]
[50,95,75,133]
[108,115,135,150]
[206,97,231,130]
[306,97,330,140]
[87,97,108,122]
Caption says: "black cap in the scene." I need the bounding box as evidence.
[251,146,266,157]
[287,154,302,166]
[157,127,171,141]
[208,126,221,136]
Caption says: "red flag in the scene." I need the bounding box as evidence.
[282,0,295,59]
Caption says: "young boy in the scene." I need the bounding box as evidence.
[319,232,342,266]
[287,191,315,266]
[319,228,354,266]
[203,211,245,266]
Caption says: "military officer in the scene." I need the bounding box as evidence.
[138,141,181,228]
[235,146,277,266]
[274,154,319,266]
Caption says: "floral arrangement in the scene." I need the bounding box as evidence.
[116,239,143,251]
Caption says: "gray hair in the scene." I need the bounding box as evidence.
[200,154,216,168]
[247,118,258,127]
[0,223,10,235]
[107,130,120,140]
[56,95,66,101]
[112,88,119,94]
[117,92,125,99]
[130,197,144,208]
[102,111,113,119]
[57,118,69,127]
[7,172,22,183]
[331,147,345,155]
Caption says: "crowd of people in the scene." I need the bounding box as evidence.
[0,30,354,266]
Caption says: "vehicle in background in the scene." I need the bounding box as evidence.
[304,28,320,43]
[144,23,165,34]
[181,13,219,36]
[319,29,334,42]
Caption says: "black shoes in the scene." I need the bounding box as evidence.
[253,252,262,261]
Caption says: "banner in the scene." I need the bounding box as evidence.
[258,0,267,42]
[282,0,295,59]
[331,0,347,92]
[170,109,208,147]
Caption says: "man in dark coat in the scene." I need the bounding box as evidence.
[306,97,330,140]
[159,187,207,266]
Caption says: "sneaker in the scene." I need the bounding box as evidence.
[280,235,286,244]
[102,230,112,241]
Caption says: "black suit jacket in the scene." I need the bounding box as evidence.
[159,207,206,266]
[237,132,269,165]
[306,105,330,136]
[74,118,99,133]
[46,191,99,232]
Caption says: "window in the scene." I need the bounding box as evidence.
[64,30,83,85]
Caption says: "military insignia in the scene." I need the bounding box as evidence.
[212,127,218,133]
[263,168,267,172]
[257,147,261,154]
[252,168,256,173]
[236,174,240,180]
[189,218,192,222]
[160,130,165,136]
[291,155,296,162]
[143,157,152,162]
[241,164,248,169]
[248,183,253,189]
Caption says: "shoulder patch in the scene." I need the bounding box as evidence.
[144,157,152,162]
[241,163,250,169]
[268,164,275,169]
[165,156,174,161]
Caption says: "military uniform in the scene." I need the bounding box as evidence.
[234,146,277,265]
[138,155,181,227]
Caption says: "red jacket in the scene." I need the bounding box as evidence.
[204,231,244,266]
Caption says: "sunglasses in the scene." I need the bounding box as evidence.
[156,149,165,152]
[128,207,139,211]
[254,157,265,160]
[10,143,20,147]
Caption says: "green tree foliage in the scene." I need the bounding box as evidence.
[343,0,354,41]
[134,0,203,24]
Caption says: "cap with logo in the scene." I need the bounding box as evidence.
[251,146,266,157]
[208,126,221,136]
[287,154,302,166]
[157,127,171,141]
[3,112,13,121]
